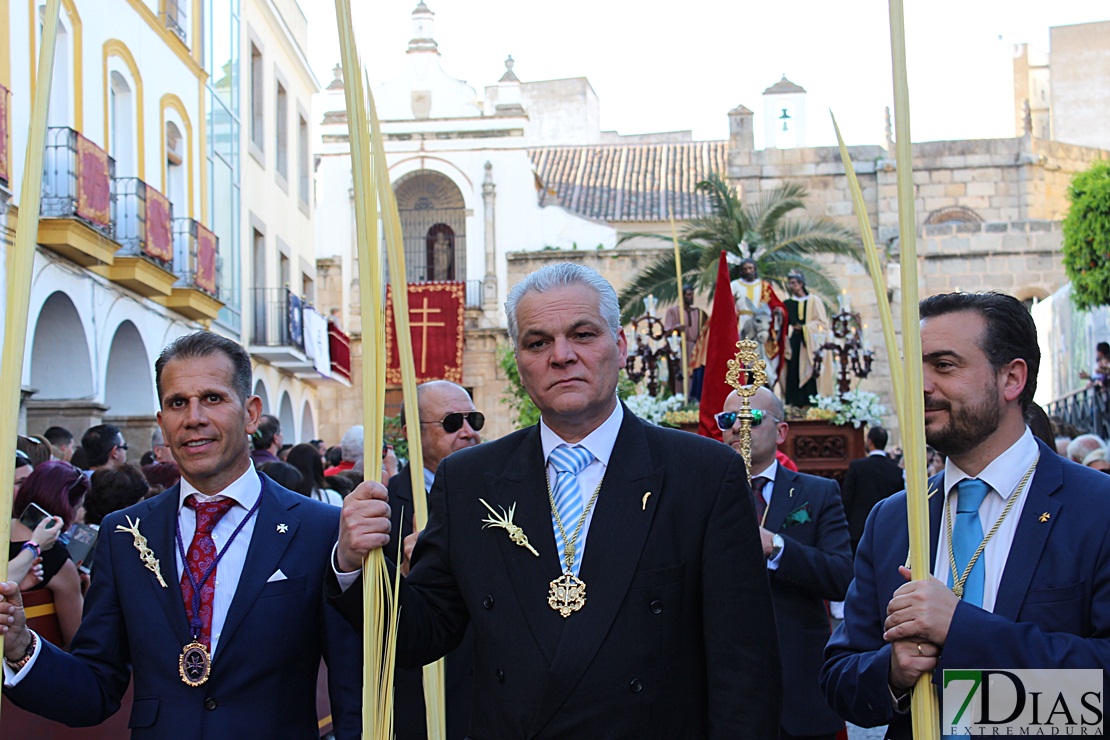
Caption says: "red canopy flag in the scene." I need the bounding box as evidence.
[698,251,740,439]
[385,282,465,385]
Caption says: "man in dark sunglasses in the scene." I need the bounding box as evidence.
[718,386,852,740]
[387,379,479,739]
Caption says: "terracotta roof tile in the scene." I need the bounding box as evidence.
[528,141,729,222]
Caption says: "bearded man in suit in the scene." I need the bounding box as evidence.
[717,386,852,740]
[821,291,1110,737]
[331,262,781,738]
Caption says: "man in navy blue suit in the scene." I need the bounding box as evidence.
[821,292,1110,738]
[1,331,360,738]
[719,385,852,740]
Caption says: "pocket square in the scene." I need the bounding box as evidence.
[266,569,288,583]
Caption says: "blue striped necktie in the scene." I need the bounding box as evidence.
[548,444,594,577]
[952,478,990,608]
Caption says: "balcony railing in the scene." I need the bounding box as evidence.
[171,217,220,297]
[42,126,115,238]
[162,0,187,42]
[328,323,352,382]
[465,279,483,309]
[1046,385,1110,442]
[113,177,174,269]
[251,287,304,350]
[0,83,10,188]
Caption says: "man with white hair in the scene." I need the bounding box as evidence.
[1066,433,1106,464]
[331,262,781,737]
[325,425,364,477]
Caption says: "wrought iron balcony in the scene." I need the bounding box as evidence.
[0,83,10,188]
[171,217,220,297]
[113,176,174,269]
[162,0,187,42]
[41,127,115,236]
[37,127,119,265]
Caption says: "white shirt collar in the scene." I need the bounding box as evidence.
[179,462,262,509]
[539,401,624,467]
[942,426,1039,500]
[423,467,435,494]
[868,450,888,457]
[755,459,779,484]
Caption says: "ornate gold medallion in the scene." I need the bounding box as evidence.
[179,640,212,687]
[548,571,587,618]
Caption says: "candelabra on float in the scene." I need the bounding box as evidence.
[811,291,874,396]
[625,295,682,398]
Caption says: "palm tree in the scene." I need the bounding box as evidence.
[617,173,862,321]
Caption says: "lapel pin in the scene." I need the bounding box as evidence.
[1038,512,1050,523]
[479,499,539,556]
[276,523,289,534]
[642,492,652,510]
[789,487,795,499]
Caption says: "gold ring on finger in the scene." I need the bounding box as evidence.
[916,643,923,657]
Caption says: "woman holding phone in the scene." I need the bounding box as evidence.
[9,460,90,648]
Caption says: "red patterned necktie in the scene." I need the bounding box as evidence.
[180,495,236,650]
[751,476,769,523]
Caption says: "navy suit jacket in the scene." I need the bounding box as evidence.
[841,453,905,553]
[387,465,475,740]
[821,440,1110,738]
[4,474,362,738]
[331,408,782,739]
[764,466,853,737]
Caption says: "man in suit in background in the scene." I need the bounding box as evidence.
[389,379,480,739]
[841,426,905,553]
[332,262,781,738]
[718,386,852,740]
[2,331,360,738]
[821,291,1110,738]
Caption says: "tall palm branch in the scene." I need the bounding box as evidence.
[617,173,862,322]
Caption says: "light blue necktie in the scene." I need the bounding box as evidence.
[548,444,594,577]
[951,478,990,608]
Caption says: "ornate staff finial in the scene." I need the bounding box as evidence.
[725,339,767,486]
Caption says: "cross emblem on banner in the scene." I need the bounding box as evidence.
[410,297,445,374]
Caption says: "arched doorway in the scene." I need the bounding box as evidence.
[30,291,94,399]
[104,321,155,416]
[253,379,270,414]
[278,392,295,443]
[394,171,466,283]
[300,400,316,443]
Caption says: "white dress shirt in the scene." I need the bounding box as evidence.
[931,427,1040,613]
[539,402,624,572]
[5,463,262,686]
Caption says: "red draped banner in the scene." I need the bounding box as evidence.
[0,84,9,186]
[144,184,173,263]
[195,223,217,296]
[76,133,111,228]
[385,282,465,385]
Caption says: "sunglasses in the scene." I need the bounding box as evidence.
[420,411,485,434]
[714,409,778,431]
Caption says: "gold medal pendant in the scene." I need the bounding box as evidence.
[548,570,587,618]
[179,640,212,687]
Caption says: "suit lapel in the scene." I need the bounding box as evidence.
[993,446,1062,621]
[928,472,944,571]
[765,467,800,532]
[482,426,565,665]
[213,476,300,662]
[530,413,664,735]
[136,486,193,646]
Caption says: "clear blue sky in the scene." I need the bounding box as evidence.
[307,0,1107,148]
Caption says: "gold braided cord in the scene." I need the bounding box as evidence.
[944,456,1038,599]
[546,474,605,573]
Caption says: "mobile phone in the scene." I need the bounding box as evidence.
[19,502,51,531]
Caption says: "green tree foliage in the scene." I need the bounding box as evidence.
[616,173,861,322]
[1063,160,1110,311]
